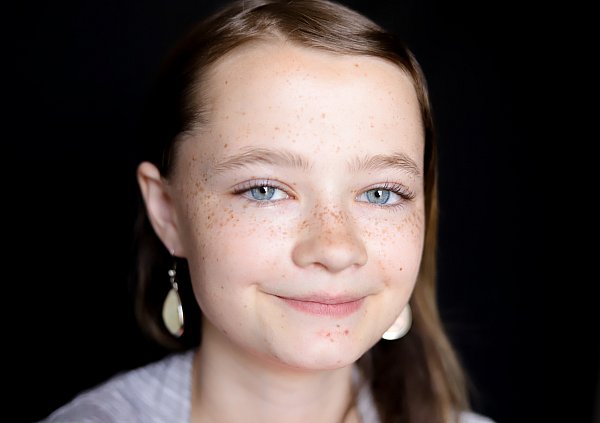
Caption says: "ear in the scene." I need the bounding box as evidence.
[137,161,186,257]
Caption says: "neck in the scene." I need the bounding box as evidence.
[190,322,359,423]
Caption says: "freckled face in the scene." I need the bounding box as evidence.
[170,43,425,370]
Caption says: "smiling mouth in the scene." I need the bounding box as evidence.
[276,296,364,317]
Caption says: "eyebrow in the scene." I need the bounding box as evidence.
[348,153,421,176]
[211,147,420,176]
[212,147,311,173]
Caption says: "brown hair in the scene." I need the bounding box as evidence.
[133,1,470,421]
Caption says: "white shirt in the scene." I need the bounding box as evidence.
[41,350,496,423]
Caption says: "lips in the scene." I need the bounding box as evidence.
[277,295,364,317]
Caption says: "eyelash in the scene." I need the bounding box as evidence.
[231,180,415,207]
[361,182,416,207]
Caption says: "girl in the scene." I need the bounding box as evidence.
[42,1,495,422]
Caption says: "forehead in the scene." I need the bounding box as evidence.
[185,42,424,164]
[203,41,419,116]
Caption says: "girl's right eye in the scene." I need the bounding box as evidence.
[245,186,289,201]
[232,181,291,203]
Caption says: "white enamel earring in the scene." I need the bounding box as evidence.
[382,303,412,340]
[162,260,184,338]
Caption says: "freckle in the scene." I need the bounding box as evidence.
[321,112,326,118]
[224,143,228,148]
[354,63,359,67]
[326,332,331,337]
[224,80,228,84]
[336,324,340,328]
[399,267,403,271]
[329,338,334,343]
[220,285,224,289]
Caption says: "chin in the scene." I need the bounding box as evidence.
[272,340,366,371]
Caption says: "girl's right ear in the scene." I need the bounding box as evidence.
[136,162,186,257]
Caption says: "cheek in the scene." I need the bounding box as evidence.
[180,197,293,288]
[180,200,296,335]
[202,205,292,263]
[360,207,425,283]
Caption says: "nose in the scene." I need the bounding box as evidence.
[291,205,368,273]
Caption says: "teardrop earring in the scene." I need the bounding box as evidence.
[382,303,412,340]
[162,260,184,338]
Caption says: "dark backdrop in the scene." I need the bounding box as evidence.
[4,1,555,422]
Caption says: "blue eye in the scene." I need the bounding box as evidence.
[249,186,276,201]
[243,185,289,202]
[366,189,391,204]
[357,188,404,205]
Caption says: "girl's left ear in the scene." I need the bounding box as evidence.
[136,161,186,257]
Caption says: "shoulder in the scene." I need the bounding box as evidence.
[38,350,194,423]
[458,410,497,423]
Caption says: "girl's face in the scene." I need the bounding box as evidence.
[168,43,425,370]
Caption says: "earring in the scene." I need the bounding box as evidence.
[162,260,184,338]
[382,304,412,340]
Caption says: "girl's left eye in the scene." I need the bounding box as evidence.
[356,188,402,205]
[242,185,289,202]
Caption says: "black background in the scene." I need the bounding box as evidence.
[4,1,560,422]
